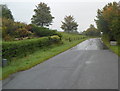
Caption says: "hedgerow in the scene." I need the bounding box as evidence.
[29,24,62,38]
[2,36,61,61]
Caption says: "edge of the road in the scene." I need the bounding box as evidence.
[2,38,113,89]
[2,38,119,90]
[99,38,109,50]
[2,38,91,87]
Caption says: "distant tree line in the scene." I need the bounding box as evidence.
[82,24,100,37]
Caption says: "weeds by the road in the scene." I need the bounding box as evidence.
[102,37,120,57]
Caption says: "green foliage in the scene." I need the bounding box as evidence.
[14,28,32,38]
[102,35,120,56]
[2,18,14,41]
[1,4,14,20]
[2,37,49,61]
[110,17,120,44]
[61,15,78,33]
[2,36,62,61]
[61,32,86,42]
[1,5,33,41]
[1,4,59,41]
[49,35,60,43]
[31,2,54,27]
[2,18,14,35]
[95,2,120,44]
[2,18,60,41]
[2,33,87,79]
[82,24,100,36]
[29,24,61,38]
[2,18,33,41]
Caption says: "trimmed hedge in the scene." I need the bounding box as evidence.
[2,36,61,61]
[29,24,61,37]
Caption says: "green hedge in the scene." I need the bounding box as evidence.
[2,36,61,61]
[29,24,62,38]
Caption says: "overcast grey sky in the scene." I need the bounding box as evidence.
[1,0,119,32]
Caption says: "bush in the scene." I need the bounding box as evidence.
[3,34,13,41]
[2,18,33,41]
[2,37,52,61]
[2,35,62,61]
[14,28,32,38]
[49,35,60,43]
[29,24,61,38]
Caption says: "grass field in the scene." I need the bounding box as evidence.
[102,37,120,57]
[1,32,88,80]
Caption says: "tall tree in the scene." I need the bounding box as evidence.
[61,15,78,33]
[31,2,54,27]
[95,2,120,42]
[1,4,14,20]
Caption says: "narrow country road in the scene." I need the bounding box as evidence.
[3,38,118,89]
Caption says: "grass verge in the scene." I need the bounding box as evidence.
[1,33,88,80]
[102,37,120,56]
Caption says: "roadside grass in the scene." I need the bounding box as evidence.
[1,33,88,80]
[102,37,120,56]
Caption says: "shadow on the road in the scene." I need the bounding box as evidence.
[102,43,108,50]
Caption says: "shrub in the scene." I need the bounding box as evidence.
[29,24,61,38]
[2,35,62,61]
[55,32,62,40]
[2,18,33,41]
[49,35,60,43]
[14,28,32,38]
[34,27,56,37]
[2,18,14,36]
[2,37,52,61]
[3,34,13,41]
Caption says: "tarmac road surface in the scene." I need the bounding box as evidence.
[3,38,118,89]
